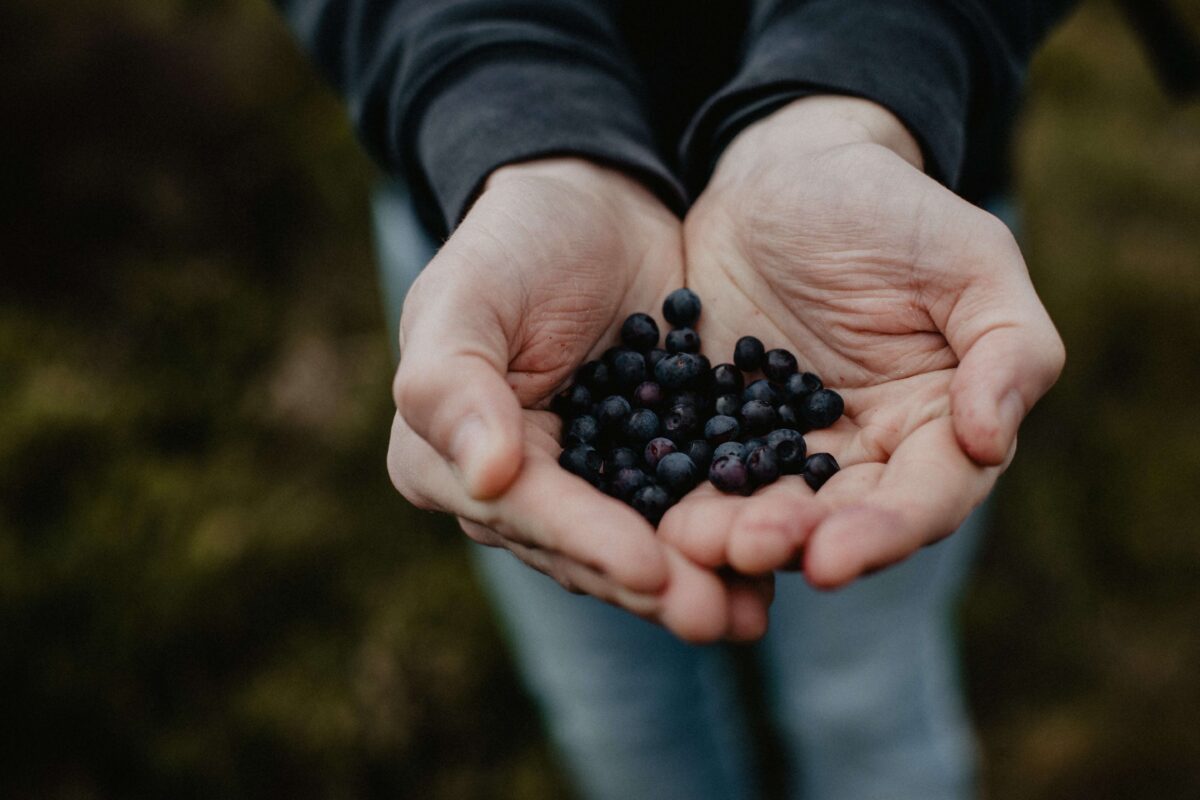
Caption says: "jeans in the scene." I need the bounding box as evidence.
[374,179,992,800]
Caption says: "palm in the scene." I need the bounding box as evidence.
[662,142,1062,587]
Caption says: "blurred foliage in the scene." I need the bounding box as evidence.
[0,0,1197,798]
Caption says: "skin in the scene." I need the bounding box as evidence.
[388,95,1065,639]
[658,96,1065,588]
[387,158,773,643]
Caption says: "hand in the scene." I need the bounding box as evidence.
[660,97,1065,588]
[387,158,773,641]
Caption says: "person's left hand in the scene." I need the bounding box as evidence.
[659,96,1065,588]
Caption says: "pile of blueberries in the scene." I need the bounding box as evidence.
[554,288,842,525]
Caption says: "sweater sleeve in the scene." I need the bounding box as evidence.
[681,0,1077,192]
[275,0,686,236]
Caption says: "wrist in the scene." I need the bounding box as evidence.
[723,95,924,173]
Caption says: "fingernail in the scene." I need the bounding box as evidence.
[449,414,489,490]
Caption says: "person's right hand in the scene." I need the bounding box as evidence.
[387,158,773,642]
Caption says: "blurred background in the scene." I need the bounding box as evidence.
[1,0,1197,797]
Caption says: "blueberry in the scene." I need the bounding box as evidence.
[766,428,807,474]
[665,327,700,354]
[746,445,780,486]
[784,372,823,404]
[803,389,844,429]
[684,439,713,471]
[663,402,701,441]
[610,349,647,388]
[558,445,603,486]
[622,408,661,444]
[551,383,592,418]
[631,483,673,525]
[740,399,778,436]
[596,395,632,432]
[704,414,741,444]
[711,363,744,395]
[709,454,750,495]
[662,288,702,328]
[741,437,766,452]
[734,336,764,372]
[575,360,610,393]
[670,389,706,410]
[693,354,713,389]
[604,447,639,474]
[802,453,840,491]
[646,348,669,369]
[743,378,781,406]
[565,414,600,446]
[777,403,801,429]
[654,352,704,390]
[713,441,747,461]
[611,466,651,500]
[763,349,798,382]
[632,381,664,409]
[643,437,677,470]
[657,451,700,495]
[713,393,741,417]
[620,313,660,351]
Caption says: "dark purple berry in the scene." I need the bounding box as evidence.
[734,336,764,372]
[596,395,631,432]
[711,393,740,417]
[741,399,778,435]
[803,389,844,429]
[766,428,807,474]
[654,352,704,390]
[559,445,603,486]
[576,360,610,393]
[711,363,745,395]
[662,288,702,328]
[746,445,780,486]
[610,349,647,388]
[643,437,677,470]
[632,381,664,409]
[763,349,799,382]
[565,414,600,446]
[713,441,746,460]
[656,452,700,495]
[777,404,802,430]
[784,372,823,404]
[665,327,701,354]
[663,402,701,441]
[684,439,713,471]
[670,389,705,410]
[631,484,673,524]
[620,313,659,351]
[605,447,639,473]
[709,454,750,495]
[646,348,669,369]
[743,378,781,406]
[704,414,741,444]
[551,383,592,418]
[611,467,651,500]
[622,408,660,444]
[802,453,840,491]
[741,437,766,453]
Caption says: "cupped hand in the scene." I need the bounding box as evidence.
[660,97,1065,588]
[387,158,773,642]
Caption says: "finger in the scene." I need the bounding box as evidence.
[393,274,524,501]
[803,416,1003,589]
[725,572,775,642]
[657,484,748,568]
[389,412,669,594]
[503,538,660,617]
[656,548,732,644]
[726,478,826,576]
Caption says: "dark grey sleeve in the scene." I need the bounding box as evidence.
[275,0,685,236]
[682,0,1077,192]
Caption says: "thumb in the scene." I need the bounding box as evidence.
[393,286,524,501]
[949,278,1065,466]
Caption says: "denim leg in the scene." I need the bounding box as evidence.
[757,507,985,800]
